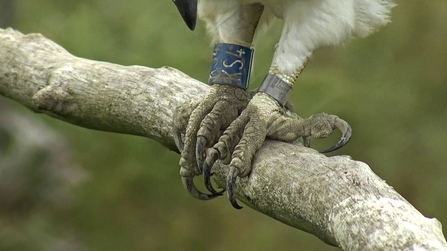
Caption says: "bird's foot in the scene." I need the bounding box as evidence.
[173,84,253,201]
[199,92,351,208]
[268,111,352,153]
[174,87,351,208]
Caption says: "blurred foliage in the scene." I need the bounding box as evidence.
[1,0,446,250]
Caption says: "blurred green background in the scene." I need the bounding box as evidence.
[1,0,446,250]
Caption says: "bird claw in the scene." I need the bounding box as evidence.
[203,149,225,195]
[320,115,352,153]
[226,166,243,209]
[196,136,207,172]
[174,131,184,152]
[303,136,311,148]
[181,176,222,200]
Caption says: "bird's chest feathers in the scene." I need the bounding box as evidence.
[199,0,294,19]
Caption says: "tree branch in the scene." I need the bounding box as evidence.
[1,28,446,250]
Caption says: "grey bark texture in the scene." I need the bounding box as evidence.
[1,28,446,250]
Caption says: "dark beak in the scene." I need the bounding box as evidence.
[172,0,198,31]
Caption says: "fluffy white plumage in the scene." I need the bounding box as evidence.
[198,0,395,77]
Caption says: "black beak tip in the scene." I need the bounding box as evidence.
[172,0,198,31]
[186,19,196,31]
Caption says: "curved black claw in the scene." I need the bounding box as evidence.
[173,130,184,152]
[203,151,225,195]
[181,176,222,200]
[196,136,207,172]
[320,118,352,153]
[226,167,243,209]
[303,136,311,148]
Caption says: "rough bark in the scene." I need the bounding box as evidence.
[1,28,446,250]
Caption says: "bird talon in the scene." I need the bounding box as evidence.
[203,151,224,195]
[226,167,243,209]
[320,117,352,153]
[303,136,311,148]
[196,136,207,172]
[181,176,222,200]
[174,131,184,152]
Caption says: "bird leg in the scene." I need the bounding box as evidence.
[174,0,351,208]
[173,2,264,201]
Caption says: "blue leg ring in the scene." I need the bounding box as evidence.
[208,43,253,90]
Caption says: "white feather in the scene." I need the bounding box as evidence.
[198,0,395,75]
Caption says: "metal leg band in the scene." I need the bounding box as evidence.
[208,43,253,90]
[258,74,292,106]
